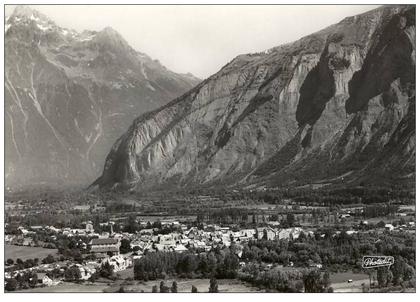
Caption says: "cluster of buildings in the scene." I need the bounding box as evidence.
[5,210,416,290]
[112,225,306,258]
[5,254,132,287]
[6,219,308,259]
[384,221,415,232]
[5,219,309,289]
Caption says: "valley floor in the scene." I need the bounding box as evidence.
[5,245,58,262]
[16,278,260,293]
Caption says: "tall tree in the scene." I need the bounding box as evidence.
[5,279,17,291]
[120,238,132,254]
[377,267,392,288]
[171,281,178,293]
[303,270,324,293]
[287,213,295,227]
[160,281,169,293]
[209,277,219,293]
[322,271,331,289]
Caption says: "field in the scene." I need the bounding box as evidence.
[5,244,58,262]
[106,278,260,293]
[16,279,259,293]
[114,267,134,279]
[16,282,110,293]
[330,272,370,293]
[109,268,259,292]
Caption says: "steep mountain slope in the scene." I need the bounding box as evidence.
[95,5,415,191]
[5,5,200,189]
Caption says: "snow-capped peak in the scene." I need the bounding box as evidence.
[7,5,56,33]
[6,5,85,39]
[10,5,53,25]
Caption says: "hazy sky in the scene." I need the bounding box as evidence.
[6,5,379,78]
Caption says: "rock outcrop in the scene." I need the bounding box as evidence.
[95,5,415,191]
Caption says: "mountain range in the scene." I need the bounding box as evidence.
[94,5,415,192]
[5,5,201,189]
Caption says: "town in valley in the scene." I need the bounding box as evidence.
[4,187,416,292]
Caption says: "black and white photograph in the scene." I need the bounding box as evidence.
[1,0,417,296]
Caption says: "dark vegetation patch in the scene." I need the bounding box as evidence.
[329,57,350,70]
[214,123,232,149]
[214,93,273,150]
[253,131,302,177]
[232,94,273,128]
[301,127,313,148]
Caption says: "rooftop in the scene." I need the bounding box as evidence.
[91,238,119,245]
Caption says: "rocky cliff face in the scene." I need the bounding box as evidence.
[5,5,200,189]
[96,5,415,191]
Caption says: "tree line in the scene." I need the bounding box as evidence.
[134,247,239,280]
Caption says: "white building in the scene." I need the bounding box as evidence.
[385,224,395,231]
[102,255,133,272]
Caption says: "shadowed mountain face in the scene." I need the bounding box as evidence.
[95,5,415,192]
[5,6,201,190]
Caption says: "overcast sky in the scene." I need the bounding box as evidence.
[6,5,379,78]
